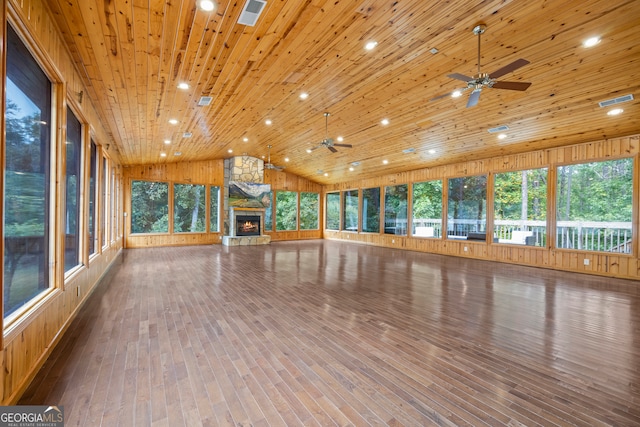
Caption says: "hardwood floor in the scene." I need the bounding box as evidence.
[19,241,640,426]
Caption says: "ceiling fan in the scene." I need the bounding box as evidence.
[264,145,284,171]
[309,112,352,153]
[431,24,532,108]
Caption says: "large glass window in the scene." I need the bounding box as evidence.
[384,184,408,235]
[362,187,380,233]
[342,190,359,231]
[264,191,273,231]
[326,192,340,230]
[88,140,98,255]
[174,184,206,232]
[494,169,547,246]
[4,25,53,318]
[412,180,442,238]
[101,156,108,246]
[300,192,319,230]
[209,186,220,232]
[64,108,82,272]
[131,180,169,233]
[447,175,487,239]
[276,191,298,231]
[556,158,633,253]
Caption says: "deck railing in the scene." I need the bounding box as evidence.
[404,218,632,253]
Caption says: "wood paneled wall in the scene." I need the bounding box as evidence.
[324,135,640,280]
[3,0,124,404]
[122,162,323,248]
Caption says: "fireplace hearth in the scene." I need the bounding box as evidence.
[222,207,270,246]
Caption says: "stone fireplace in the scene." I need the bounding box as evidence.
[222,155,271,246]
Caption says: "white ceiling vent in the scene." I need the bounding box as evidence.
[488,125,509,133]
[198,96,212,106]
[598,94,634,108]
[238,0,266,26]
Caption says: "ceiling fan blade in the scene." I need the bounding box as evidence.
[466,89,481,108]
[448,73,472,82]
[488,58,530,79]
[492,81,532,91]
[430,91,455,101]
[333,143,352,148]
[327,146,338,153]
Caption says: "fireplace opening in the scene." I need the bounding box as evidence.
[236,215,261,236]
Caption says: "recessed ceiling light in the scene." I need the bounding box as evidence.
[306,148,312,153]
[168,119,178,125]
[381,118,389,126]
[349,167,354,172]
[365,41,378,51]
[160,152,167,157]
[243,137,249,142]
[451,90,463,98]
[583,36,601,48]
[299,92,309,100]
[324,172,329,177]
[337,136,344,142]
[265,119,272,125]
[284,157,290,162]
[607,108,624,116]
[382,159,389,165]
[177,82,189,90]
[164,139,171,145]
[497,133,508,140]
[199,0,215,12]
[228,149,233,153]
[428,149,436,154]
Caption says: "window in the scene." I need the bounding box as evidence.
[362,187,380,233]
[447,175,487,239]
[4,25,53,318]
[300,192,319,230]
[264,191,273,231]
[88,140,98,255]
[412,180,442,238]
[174,184,206,232]
[101,156,108,246]
[64,108,82,272]
[494,169,547,246]
[130,181,169,233]
[384,184,408,235]
[342,190,359,231]
[556,158,633,253]
[210,186,220,232]
[276,191,298,231]
[326,192,340,230]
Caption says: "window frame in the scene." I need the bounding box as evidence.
[3,20,64,328]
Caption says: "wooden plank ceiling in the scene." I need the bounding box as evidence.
[48,0,640,184]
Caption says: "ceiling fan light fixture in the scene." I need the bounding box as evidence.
[451,90,463,98]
